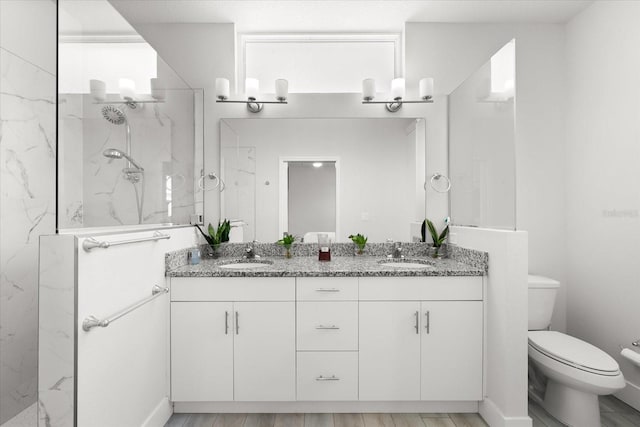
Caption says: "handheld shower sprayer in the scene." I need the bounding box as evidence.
[102,148,143,172]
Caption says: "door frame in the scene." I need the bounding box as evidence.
[278,156,341,241]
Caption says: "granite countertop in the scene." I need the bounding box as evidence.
[167,255,485,278]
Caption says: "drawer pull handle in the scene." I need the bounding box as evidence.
[225,311,229,335]
[315,288,340,292]
[315,325,340,330]
[235,311,239,335]
[414,311,419,334]
[316,375,340,381]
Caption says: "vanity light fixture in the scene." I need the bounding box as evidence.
[215,77,288,113]
[90,78,165,108]
[362,77,434,112]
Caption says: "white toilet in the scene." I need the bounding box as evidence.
[528,275,625,427]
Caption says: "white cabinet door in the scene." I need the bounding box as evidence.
[421,301,483,400]
[359,301,421,400]
[233,301,296,401]
[171,302,233,401]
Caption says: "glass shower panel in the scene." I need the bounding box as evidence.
[220,120,256,242]
[449,40,516,230]
[57,0,202,230]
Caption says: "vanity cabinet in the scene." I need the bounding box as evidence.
[169,274,483,404]
[296,277,359,401]
[359,277,483,401]
[170,278,296,402]
[420,300,482,400]
[171,301,233,401]
[359,301,422,400]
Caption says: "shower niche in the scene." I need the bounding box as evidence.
[57,0,203,230]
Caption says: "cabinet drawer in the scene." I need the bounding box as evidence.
[297,277,358,301]
[359,276,482,301]
[297,302,358,351]
[297,352,358,401]
[170,277,295,301]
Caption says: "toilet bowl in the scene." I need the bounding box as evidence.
[527,275,625,427]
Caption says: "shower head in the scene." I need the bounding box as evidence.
[103,148,143,171]
[101,105,127,125]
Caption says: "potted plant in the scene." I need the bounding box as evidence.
[348,233,368,255]
[425,218,449,258]
[277,234,296,258]
[195,219,231,257]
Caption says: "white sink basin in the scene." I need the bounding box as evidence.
[384,262,432,268]
[219,261,272,269]
[378,259,434,269]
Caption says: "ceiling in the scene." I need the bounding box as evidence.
[105,0,593,34]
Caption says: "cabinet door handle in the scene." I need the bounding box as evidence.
[316,375,340,381]
[315,325,340,330]
[235,311,239,335]
[225,311,229,335]
[315,288,340,292]
[414,311,419,334]
[425,310,430,334]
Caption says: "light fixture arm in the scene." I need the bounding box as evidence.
[386,98,403,113]
[247,97,264,113]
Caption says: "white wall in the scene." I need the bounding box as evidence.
[38,227,198,427]
[565,0,640,410]
[0,1,56,423]
[406,22,568,331]
[222,118,417,243]
[452,227,529,427]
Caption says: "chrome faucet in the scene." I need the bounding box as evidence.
[387,241,404,259]
[244,241,260,259]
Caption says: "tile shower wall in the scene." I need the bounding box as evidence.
[58,92,196,228]
[0,48,56,423]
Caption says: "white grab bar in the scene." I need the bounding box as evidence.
[82,231,170,252]
[82,285,169,332]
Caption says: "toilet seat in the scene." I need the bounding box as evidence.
[528,331,620,376]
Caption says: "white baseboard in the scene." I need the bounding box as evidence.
[142,397,172,427]
[174,401,479,414]
[615,381,640,412]
[479,398,532,427]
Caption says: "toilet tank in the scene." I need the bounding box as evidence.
[528,275,560,330]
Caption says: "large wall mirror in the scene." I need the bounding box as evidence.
[220,118,427,243]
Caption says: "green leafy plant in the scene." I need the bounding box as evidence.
[348,233,368,254]
[195,219,231,246]
[426,218,449,248]
[277,234,296,248]
[277,234,296,258]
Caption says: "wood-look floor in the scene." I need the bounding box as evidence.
[166,396,640,427]
[529,395,640,427]
[164,413,488,427]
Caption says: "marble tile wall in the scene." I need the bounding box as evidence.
[58,90,196,229]
[0,48,56,424]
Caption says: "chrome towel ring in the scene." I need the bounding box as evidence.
[429,173,451,193]
[198,172,226,192]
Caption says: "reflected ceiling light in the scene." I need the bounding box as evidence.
[312,162,323,168]
[362,77,434,112]
[215,77,288,113]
